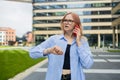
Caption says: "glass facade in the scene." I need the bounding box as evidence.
[33,11,111,17]
[33,0,120,47]
[33,18,113,24]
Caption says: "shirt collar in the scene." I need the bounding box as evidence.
[59,34,76,45]
[59,34,66,40]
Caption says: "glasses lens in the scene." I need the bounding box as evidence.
[63,19,74,24]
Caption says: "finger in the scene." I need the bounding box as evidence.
[73,29,77,33]
[53,46,63,55]
[55,49,59,53]
[58,50,63,54]
[54,49,63,55]
[53,48,60,54]
[59,51,63,55]
[53,47,58,53]
[54,46,61,52]
[54,46,59,51]
[57,51,63,55]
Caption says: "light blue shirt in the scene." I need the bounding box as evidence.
[29,34,94,80]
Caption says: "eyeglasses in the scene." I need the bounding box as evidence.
[62,19,74,24]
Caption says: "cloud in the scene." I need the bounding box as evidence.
[0,0,32,37]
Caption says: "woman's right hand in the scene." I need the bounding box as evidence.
[50,46,63,55]
[44,46,63,55]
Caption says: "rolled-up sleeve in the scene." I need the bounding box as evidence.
[29,36,54,59]
[77,39,94,69]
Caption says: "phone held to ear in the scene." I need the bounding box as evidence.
[73,24,80,37]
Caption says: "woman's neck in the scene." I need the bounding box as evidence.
[64,33,74,44]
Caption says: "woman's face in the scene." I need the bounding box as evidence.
[62,14,75,33]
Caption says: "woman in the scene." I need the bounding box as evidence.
[29,12,94,80]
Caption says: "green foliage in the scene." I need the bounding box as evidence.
[0,46,12,48]
[108,50,120,52]
[0,49,45,80]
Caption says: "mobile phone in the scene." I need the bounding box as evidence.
[73,24,80,37]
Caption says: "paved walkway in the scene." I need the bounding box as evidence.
[8,48,120,80]
[22,51,120,80]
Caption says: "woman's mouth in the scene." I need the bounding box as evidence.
[65,25,69,28]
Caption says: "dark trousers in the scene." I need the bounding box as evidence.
[61,74,71,80]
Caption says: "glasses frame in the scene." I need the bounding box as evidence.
[62,19,75,24]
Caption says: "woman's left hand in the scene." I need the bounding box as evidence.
[73,27,81,46]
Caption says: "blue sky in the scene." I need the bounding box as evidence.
[0,0,32,37]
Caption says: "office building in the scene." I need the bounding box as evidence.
[0,27,16,45]
[32,0,120,48]
[0,30,6,45]
[6,0,32,3]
